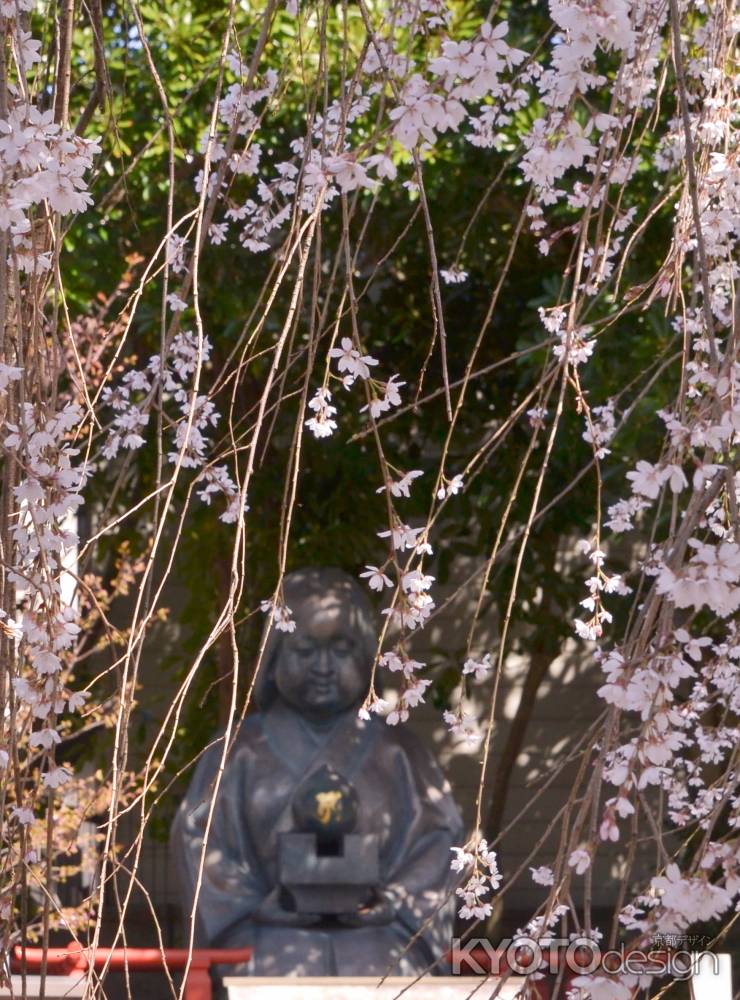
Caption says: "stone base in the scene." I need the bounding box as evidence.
[224,976,527,999]
[0,975,85,997]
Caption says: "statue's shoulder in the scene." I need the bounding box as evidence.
[371,714,453,779]
[370,716,462,823]
[233,711,267,744]
[370,713,432,760]
[188,713,266,784]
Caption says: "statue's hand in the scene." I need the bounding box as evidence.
[254,886,320,927]
[337,890,395,927]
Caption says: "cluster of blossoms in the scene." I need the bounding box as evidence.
[305,337,405,440]
[4,401,86,764]
[441,706,481,744]
[462,653,491,683]
[546,309,596,370]
[450,838,502,919]
[201,4,533,283]
[554,0,740,971]
[381,565,435,631]
[389,20,528,154]
[360,547,438,727]
[0,5,102,923]
[434,655,491,746]
[259,597,296,633]
[293,266,471,733]
[522,0,647,195]
[518,0,672,336]
[573,541,630,642]
[436,472,464,500]
[582,400,616,459]
[102,331,244,523]
[366,648,430,725]
[204,57,387,256]
[0,104,100,237]
[304,387,337,439]
[439,265,467,285]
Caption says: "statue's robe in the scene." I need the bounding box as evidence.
[172,700,463,977]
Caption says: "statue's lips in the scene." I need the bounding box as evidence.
[307,680,337,699]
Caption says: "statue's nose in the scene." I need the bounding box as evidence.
[313,647,333,676]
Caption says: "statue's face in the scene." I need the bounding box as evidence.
[273,596,367,721]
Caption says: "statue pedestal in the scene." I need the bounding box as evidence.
[224,977,527,999]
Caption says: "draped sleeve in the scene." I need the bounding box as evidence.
[381,725,464,967]
[171,722,268,947]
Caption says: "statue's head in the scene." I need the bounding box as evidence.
[255,568,378,721]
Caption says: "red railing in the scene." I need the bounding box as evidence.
[12,944,252,1000]
[14,944,553,997]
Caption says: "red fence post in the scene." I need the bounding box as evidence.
[184,962,214,1000]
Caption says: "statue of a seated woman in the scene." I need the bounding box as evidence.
[172,567,462,977]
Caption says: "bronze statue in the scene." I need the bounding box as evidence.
[172,567,462,977]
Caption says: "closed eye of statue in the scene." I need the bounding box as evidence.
[294,641,316,658]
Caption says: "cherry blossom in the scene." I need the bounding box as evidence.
[363,374,405,420]
[568,849,591,875]
[377,469,423,499]
[570,975,631,1000]
[42,766,71,790]
[360,566,393,592]
[440,266,468,285]
[437,473,464,500]
[443,708,481,745]
[530,866,555,886]
[462,654,491,682]
[329,337,379,382]
[626,460,667,500]
[358,691,390,720]
[651,864,732,928]
[306,387,338,439]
